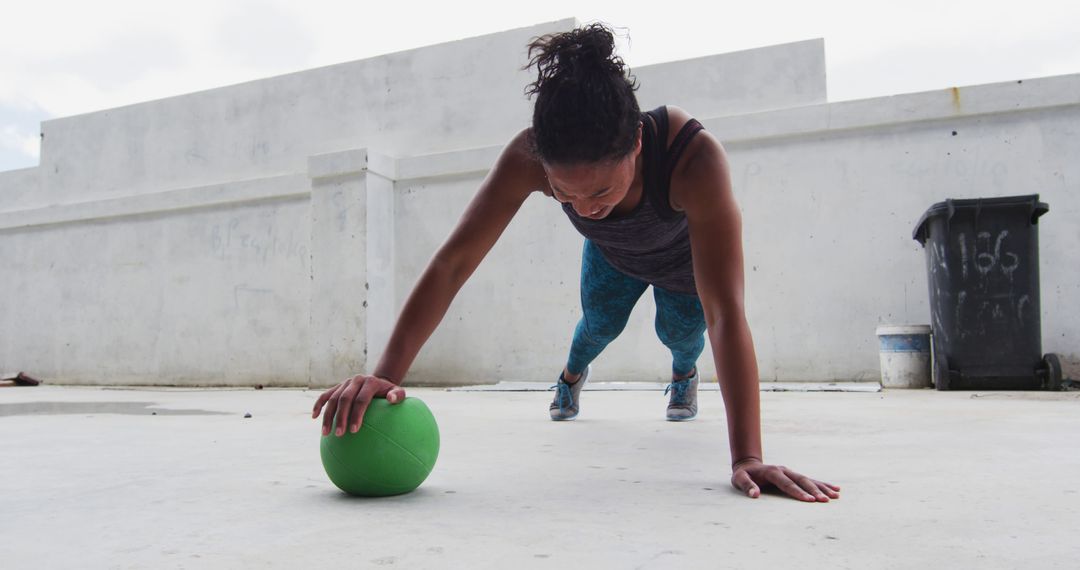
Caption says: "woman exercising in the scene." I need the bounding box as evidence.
[312,23,840,502]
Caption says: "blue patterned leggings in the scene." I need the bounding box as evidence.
[566,240,707,377]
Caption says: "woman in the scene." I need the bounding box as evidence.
[312,24,840,502]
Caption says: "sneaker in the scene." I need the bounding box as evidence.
[664,370,698,421]
[549,365,591,421]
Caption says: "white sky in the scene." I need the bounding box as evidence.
[2,0,1079,172]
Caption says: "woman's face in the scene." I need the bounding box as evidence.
[543,128,643,220]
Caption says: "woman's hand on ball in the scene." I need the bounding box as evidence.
[312,375,407,436]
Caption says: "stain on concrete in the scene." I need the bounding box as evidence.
[0,401,230,417]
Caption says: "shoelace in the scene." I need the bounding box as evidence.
[549,381,575,410]
[664,377,693,406]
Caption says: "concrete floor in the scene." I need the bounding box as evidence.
[1,385,1078,569]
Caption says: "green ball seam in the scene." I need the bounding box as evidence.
[358,422,435,468]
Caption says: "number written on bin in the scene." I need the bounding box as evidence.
[958,230,1020,281]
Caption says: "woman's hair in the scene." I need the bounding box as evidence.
[524,23,640,165]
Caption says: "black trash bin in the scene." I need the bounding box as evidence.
[913,194,1062,390]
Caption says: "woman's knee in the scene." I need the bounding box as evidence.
[653,298,707,347]
[579,313,631,346]
[656,320,707,350]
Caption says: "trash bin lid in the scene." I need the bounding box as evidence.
[912,194,1049,245]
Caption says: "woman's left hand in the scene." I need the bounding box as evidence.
[731,459,841,502]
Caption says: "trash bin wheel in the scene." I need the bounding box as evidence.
[1042,353,1063,391]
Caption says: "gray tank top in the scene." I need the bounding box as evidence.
[561,106,706,295]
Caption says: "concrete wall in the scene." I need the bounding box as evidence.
[0,167,39,211]
[390,75,1080,384]
[634,39,827,117]
[713,77,1079,383]
[11,23,824,210]
[1,20,1075,386]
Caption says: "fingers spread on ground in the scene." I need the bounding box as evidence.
[732,470,753,493]
[767,469,814,501]
[796,477,828,502]
[818,482,840,498]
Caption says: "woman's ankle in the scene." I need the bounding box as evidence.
[672,367,697,381]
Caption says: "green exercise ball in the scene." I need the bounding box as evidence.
[320,397,440,497]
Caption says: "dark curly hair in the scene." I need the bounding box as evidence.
[524,23,641,165]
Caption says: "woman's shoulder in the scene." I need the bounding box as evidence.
[492,127,550,196]
[661,106,727,212]
[640,105,699,152]
[661,105,698,150]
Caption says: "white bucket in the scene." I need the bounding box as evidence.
[875,325,932,389]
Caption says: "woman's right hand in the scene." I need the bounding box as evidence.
[311,374,407,436]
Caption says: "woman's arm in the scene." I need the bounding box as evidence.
[313,129,542,435]
[673,111,840,502]
[373,129,541,383]
[674,126,763,468]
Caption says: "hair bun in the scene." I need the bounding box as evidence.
[559,27,615,70]
[525,23,628,95]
